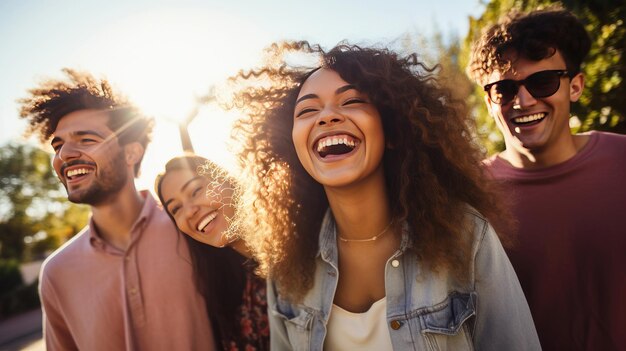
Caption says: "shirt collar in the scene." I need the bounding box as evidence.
[318,209,338,263]
[89,190,156,250]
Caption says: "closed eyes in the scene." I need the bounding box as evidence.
[170,186,203,215]
[295,97,367,118]
[192,187,202,197]
[295,107,318,118]
[342,98,366,105]
[170,205,181,215]
[51,137,99,153]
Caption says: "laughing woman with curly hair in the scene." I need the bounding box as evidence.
[230,42,540,351]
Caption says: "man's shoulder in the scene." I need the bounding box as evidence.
[591,131,626,149]
[481,153,500,168]
[41,227,90,274]
[573,131,626,165]
[146,204,178,232]
[481,153,510,179]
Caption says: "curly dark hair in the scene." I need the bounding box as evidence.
[230,41,505,301]
[19,68,154,176]
[467,6,591,85]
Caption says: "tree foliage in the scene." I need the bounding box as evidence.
[462,0,626,153]
[399,29,491,153]
[0,142,89,261]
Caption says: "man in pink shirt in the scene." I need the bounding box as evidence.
[19,69,216,350]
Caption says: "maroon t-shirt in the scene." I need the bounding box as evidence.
[484,131,626,351]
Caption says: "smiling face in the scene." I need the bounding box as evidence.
[159,168,235,247]
[51,109,130,205]
[485,50,584,162]
[292,68,386,189]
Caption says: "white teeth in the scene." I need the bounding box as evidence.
[513,113,545,124]
[66,168,92,178]
[197,212,218,232]
[316,134,359,152]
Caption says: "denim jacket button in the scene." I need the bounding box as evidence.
[390,320,403,330]
[391,259,400,268]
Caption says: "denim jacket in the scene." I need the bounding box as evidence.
[268,208,541,350]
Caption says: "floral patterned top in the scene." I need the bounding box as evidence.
[222,267,269,351]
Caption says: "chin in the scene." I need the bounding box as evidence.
[311,169,360,187]
[197,232,228,248]
[215,236,231,249]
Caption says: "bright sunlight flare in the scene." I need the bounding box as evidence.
[71,8,269,191]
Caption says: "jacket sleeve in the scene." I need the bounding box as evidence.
[473,220,542,351]
[39,268,78,351]
[267,279,294,351]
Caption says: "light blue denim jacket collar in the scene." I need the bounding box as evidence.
[268,207,541,351]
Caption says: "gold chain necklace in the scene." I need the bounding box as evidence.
[338,220,394,243]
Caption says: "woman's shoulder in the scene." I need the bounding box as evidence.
[462,205,489,235]
[460,205,498,257]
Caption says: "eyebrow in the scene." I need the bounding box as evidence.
[50,130,107,146]
[295,84,358,105]
[163,175,204,208]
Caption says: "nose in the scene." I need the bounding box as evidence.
[512,85,537,110]
[317,106,344,126]
[183,203,200,219]
[57,142,81,162]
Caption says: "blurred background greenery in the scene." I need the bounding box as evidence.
[0,144,89,319]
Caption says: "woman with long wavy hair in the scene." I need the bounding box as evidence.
[155,155,269,350]
[230,42,539,350]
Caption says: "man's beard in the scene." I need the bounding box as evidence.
[66,150,128,206]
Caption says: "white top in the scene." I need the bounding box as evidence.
[324,297,393,350]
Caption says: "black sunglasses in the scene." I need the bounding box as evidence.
[484,69,573,105]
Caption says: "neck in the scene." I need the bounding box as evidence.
[502,133,589,169]
[324,166,393,241]
[91,182,144,251]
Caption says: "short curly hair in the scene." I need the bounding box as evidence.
[467,7,591,85]
[19,68,154,175]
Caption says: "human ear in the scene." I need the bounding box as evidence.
[124,142,144,167]
[569,72,585,102]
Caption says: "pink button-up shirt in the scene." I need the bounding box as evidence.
[39,191,216,350]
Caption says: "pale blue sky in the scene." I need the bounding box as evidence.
[0,0,485,189]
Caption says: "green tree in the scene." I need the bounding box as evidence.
[399,29,487,151]
[0,142,89,261]
[462,0,626,153]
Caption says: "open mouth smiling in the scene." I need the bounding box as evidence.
[65,167,94,181]
[196,212,218,233]
[512,112,546,126]
[314,134,360,158]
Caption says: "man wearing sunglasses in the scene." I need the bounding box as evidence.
[468,7,626,351]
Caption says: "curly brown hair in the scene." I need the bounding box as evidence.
[230,41,505,301]
[18,68,154,176]
[467,6,591,85]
